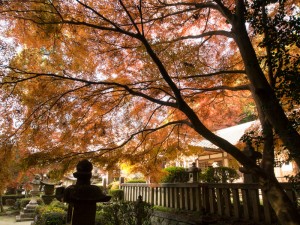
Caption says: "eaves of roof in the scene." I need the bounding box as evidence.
[197,121,257,150]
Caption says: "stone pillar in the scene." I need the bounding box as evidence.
[64,160,111,225]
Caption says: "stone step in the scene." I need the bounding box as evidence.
[19,211,35,219]
[16,215,34,222]
[23,208,36,213]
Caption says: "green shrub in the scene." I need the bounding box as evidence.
[109,189,124,202]
[33,200,67,225]
[47,199,68,211]
[96,201,152,225]
[161,167,189,183]
[108,181,120,190]
[17,197,44,209]
[126,179,146,183]
[153,205,175,212]
[199,166,239,183]
[34,208,66,225]
[2,195,25,206]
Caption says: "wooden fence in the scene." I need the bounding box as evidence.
[120,183,299,224]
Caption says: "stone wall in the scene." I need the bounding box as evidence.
[151,211,202,225]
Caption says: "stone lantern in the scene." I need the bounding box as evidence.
[41,181,56,204]
[188,162,200,183]
[64,160,111,225]
[16,174,41,222]
[239,141,262,183]
[30,174,42,196]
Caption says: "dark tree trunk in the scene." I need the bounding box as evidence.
[142,5,300,223]
[204,2,300,223]
[230,1,300,168]
[179,97,300,225]
[252,90,276,176]
[260,177,300,225]
[259,116,276,176]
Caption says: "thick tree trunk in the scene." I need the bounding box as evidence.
[142,8,300,222]
[253,90,276,176]
[254,96,299,224]
[230,2,300,168]
[260,117,276,175]
[260,177,300,225]
[179,101,300,225]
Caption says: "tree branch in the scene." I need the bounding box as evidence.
[163,30,233,43]
[1,66,177,108]
[181,84,250,93]
[183,70,246,79]
[57,119,192,160]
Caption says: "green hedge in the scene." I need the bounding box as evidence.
[33,200,67,225]
[199,166,239,183]
[108,189,124,202]
[126,179,146,183]
[161,167,189,183]
[17,197,44,209]
[96,201,152,225]
[2,195,25,205]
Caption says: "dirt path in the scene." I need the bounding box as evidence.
[0,216,32,225]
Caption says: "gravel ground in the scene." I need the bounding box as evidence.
[0,215,32,225]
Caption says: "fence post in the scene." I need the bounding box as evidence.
[150,187,154,206]
[232,188,241,219]
[121,182,299,224]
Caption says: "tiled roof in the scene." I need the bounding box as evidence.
[197,121,257,149]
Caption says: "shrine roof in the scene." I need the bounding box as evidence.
[197,121,257,150]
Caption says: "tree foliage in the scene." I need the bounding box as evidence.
[0,142,23,193]
[0,0,255,174]
[0,1,300,223]
[247,0,300,108]
[243,0,300,173]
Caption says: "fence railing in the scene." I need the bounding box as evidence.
[120,183,299,224]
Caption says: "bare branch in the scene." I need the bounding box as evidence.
[118,0,142,35]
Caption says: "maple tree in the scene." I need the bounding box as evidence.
[0,0,300,224]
